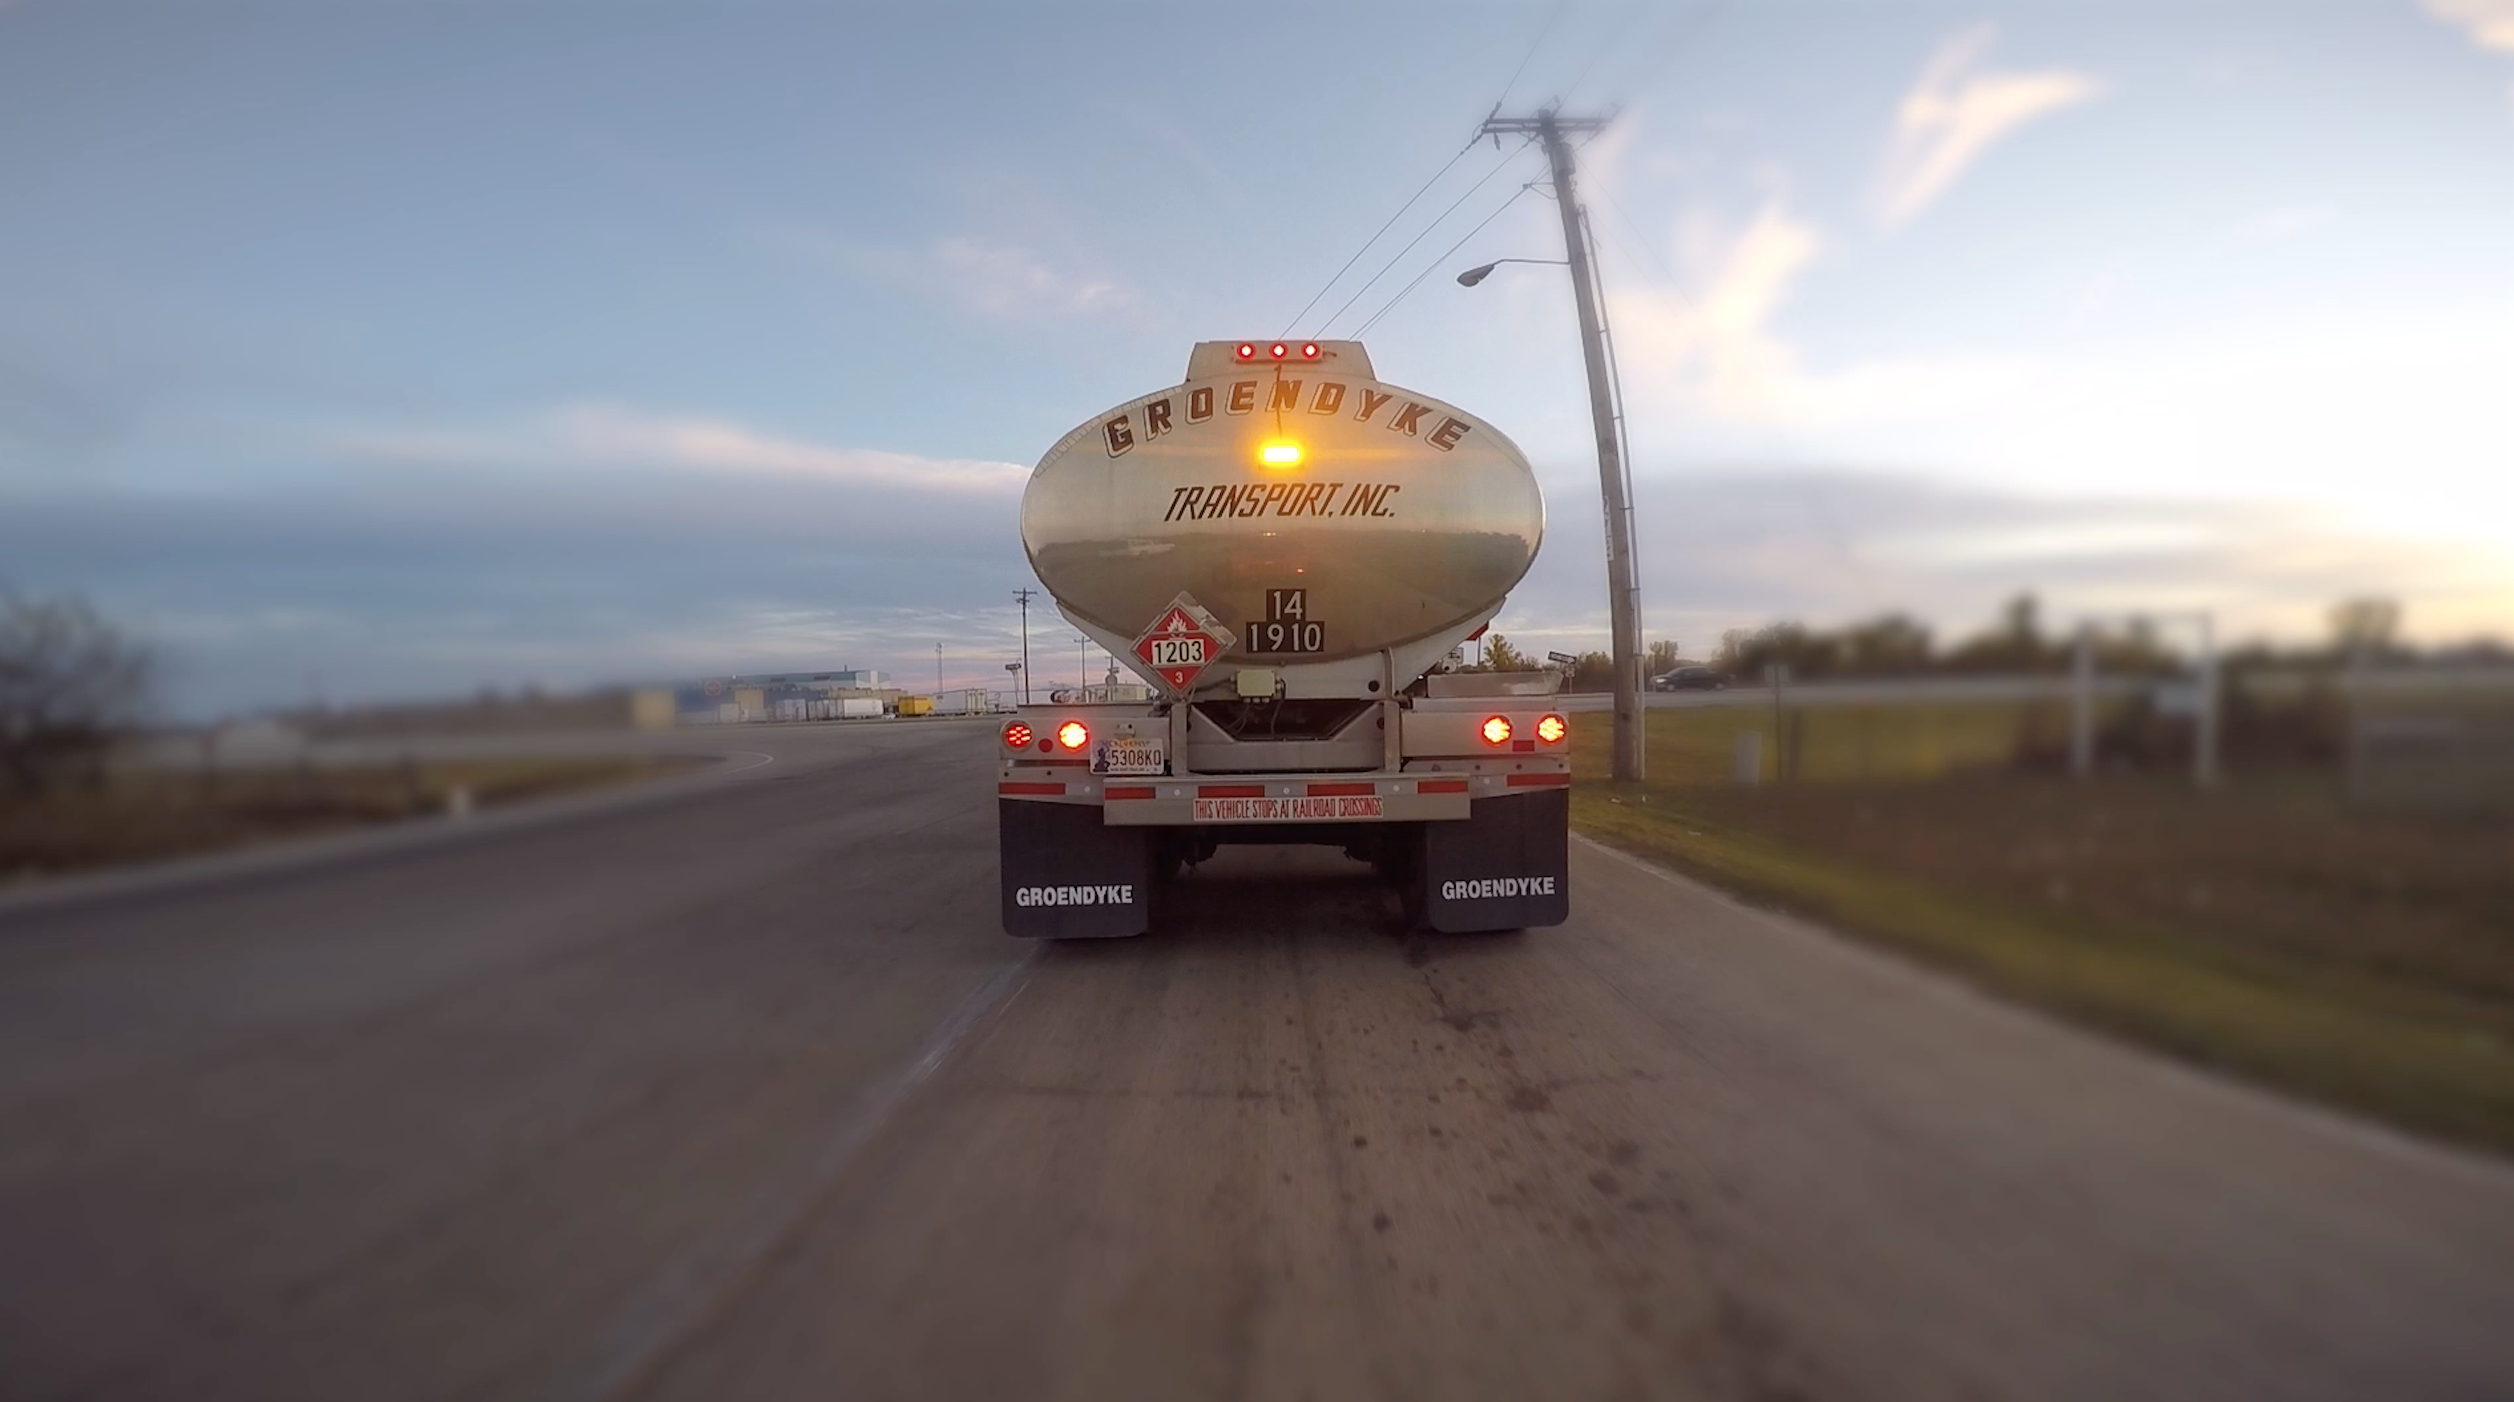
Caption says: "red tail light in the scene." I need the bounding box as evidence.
[1481,716,1512,745]
[1235,342,1256,360]
[1301,342,1320,358]
[1269,342,1288,359]
[1536,714,1567,743]
[1003,722,1033,749]
[1056,720,1089,751]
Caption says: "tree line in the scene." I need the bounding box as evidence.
[1468,593,2500,693]
[1,591,154,796]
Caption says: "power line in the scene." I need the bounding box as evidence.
[1579,0,1732,108]
[1559,0,1656,106]
[1276,0,1713,343]
[1495,0,1570,110]
[1278,133,1479,339]
[1582,185,1875,596]
[1317,139,1534,338]
[1589,185,1699,318]
[1351,183,1539,339]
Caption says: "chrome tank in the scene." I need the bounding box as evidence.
[1023,343,1544,677]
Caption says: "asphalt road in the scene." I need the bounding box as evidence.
[4,719,2511,1402]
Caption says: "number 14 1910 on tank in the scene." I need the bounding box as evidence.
[1248,588,1326,655]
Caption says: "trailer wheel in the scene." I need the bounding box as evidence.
[1152,833,1188,884]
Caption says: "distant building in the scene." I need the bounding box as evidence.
[663,669,903,723]
[745,669,888,688]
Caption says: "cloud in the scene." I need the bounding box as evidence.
[2426,0,2514,52]
[926,237,1138,317]
[0,398,1049,714]
[1874,26,2101,228]
[0,458,1036,715]
[8,454,2504,717]
[1486,470,2514,661]
[550,406,1030,492]
[0,397,1046,713]
[1100,98,1244,205]
[1602,200,2038,427]
[2223,204,2337,248]
[340,405,1029,495]
[795,232,1143,319]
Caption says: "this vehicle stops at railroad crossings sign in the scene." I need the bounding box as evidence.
[1132,592,1234,692]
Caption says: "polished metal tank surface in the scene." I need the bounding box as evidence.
[1022,348,1544,663]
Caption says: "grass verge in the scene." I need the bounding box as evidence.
[2,755,702,885]
[1568,773,2514,1160]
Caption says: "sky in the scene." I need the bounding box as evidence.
[1,0,2509,715]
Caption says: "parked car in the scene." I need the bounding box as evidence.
[1651,665,1729,691]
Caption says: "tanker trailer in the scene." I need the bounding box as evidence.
[998,340,1570,938]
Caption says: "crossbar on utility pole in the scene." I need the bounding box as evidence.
[1483,108,1644,783]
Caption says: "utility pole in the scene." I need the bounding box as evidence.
[935,642,944,696]
[1013,588,1037,704]
[2194,613,2219,791]
[2071,622,2095,779]
[1480,107,1644,782]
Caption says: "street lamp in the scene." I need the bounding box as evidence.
[1455,257,1568,287]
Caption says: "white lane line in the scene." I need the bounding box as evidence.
[575,951,1038,1402]
[1572,833,2514,1191]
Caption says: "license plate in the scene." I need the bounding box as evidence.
[1192,795,1383,822]
[1089,736,1166,777]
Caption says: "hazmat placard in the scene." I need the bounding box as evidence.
[1131,592,1236,693]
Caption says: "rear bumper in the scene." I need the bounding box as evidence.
[995,781,1570,938]
[995,767,1567,825]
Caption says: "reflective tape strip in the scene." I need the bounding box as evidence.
[998,782,1066,796]
[1105,785,1155,800]
[1505,773,1570,788]
[1306,782,1375,796]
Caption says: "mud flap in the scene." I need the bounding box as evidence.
[1418,788,1570,932]
[998,799,1154,938]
